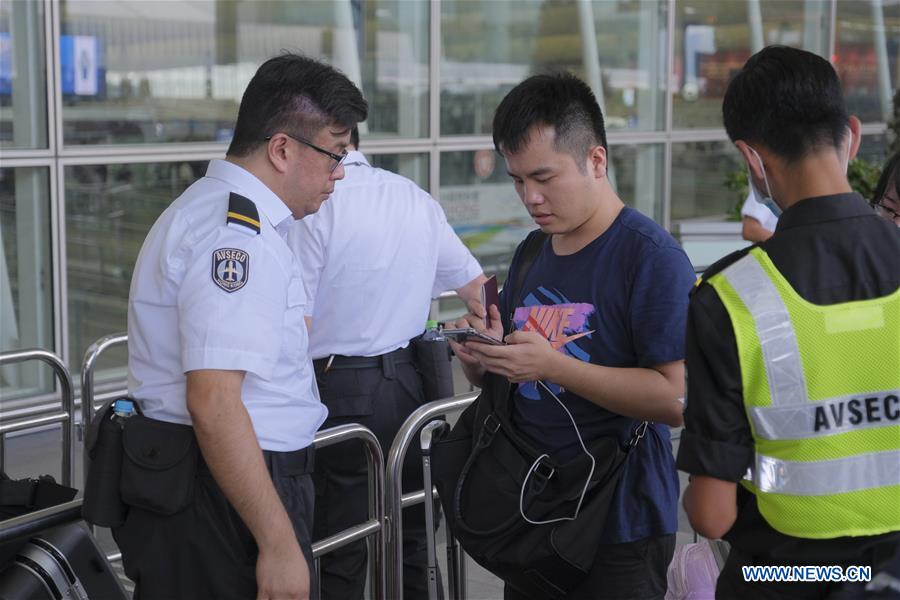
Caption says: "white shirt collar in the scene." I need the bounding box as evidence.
[205,159,293,228]
[343,150,371,168]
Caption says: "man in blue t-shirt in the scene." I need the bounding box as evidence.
[450,73,696,600]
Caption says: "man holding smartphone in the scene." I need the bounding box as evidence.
[290,127,486,600]
[450,73,695,600]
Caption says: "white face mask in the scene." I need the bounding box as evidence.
[747,146,781,217]
[747,130,853,219]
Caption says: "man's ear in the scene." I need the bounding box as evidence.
[847,116,862,162]
[734,140,764,182]
[588,145,608,179]
[266,134,291,175]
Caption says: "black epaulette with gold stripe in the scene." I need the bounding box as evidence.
[226,192,261,235]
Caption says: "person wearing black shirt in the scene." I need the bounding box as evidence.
[676,46,900,600]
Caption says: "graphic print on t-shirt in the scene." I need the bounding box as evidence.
[513,287,594,400]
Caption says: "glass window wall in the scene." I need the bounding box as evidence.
[834,0,900,123]
[439,148,531,280]
[670,140,746,269]
[59,0,429,146]
[0,167,53,398]
[369,152,429,190]
[670,140,743,223]
[673,0,832,129]
[610,143,665,224]
[441,0,668,136]
[0,0,48,149]
[65,160,206,381]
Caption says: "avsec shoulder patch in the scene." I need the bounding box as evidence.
[212,247,249,293]
[226,192,261,235]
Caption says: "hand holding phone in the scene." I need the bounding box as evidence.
[441,328,506,345]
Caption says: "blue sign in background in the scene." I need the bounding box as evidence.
[0,33,11,95]
[0,34,102,96]
[60,35,102,96]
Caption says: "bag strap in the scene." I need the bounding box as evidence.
[503,229,548,334]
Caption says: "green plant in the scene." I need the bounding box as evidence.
[723,168,748,221]
[847,157,881,202]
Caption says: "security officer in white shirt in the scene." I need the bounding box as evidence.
[292,127,486,600]
[117,54,367,600]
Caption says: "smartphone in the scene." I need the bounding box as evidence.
[481,275,500,329]
[442,328,506,345]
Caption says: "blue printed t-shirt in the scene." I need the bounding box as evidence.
[498,207,696,544]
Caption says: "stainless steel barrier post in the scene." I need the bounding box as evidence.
[312,423,386,600]
[80,332,128,480]
[385,392,477,600]
[420,420,449,600]
[447,523,466,600]
[0,349,76,486]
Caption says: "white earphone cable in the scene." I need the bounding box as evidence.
[518,379,596,525]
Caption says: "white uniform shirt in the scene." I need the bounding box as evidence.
[128,159,326,451]
[740,188,779,233]
[291,150,482,358]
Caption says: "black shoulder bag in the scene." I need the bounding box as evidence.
[431,230,648,599]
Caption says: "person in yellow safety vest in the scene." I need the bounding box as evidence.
[676,45,900,600]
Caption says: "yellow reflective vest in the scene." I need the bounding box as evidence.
[706,247,900,539]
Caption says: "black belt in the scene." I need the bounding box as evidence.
[262,446,315,476]
[313,346,415,380]
[199,446,315,476]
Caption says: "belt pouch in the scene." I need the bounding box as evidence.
[411,336,455,402]
[119,416,199,516]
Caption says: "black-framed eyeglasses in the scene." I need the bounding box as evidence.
[265,132,347,172]
[875,200,900,221]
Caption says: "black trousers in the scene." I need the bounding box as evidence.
[503,534,676,600]
[313,348,432,600]
[113,448,317,600]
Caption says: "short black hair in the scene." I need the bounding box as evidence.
[723,46,848,162]
[492,72,607,167]
[873,151,900,207]
[350,126,360,150]
[227,53,368,157]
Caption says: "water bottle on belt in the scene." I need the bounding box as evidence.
[421,320,445,342]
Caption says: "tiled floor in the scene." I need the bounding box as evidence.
[3,424,701,600]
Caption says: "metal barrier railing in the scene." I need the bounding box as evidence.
[80,332,128,479]
[0,349,76,486]
[385,392,478,600]
[0,500,83,546]
[311,423,386,600]
[76,332,387,599]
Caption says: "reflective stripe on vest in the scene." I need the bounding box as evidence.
[755,449,900,495]
[720,254,809,409]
